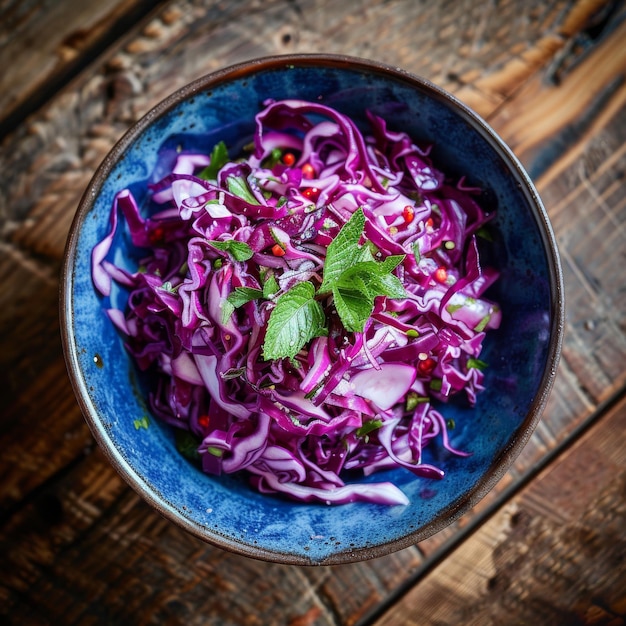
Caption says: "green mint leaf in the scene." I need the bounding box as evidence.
[208,239,254,262]
[476,225,493,241]
[377,254,405,274]
[198,141,229,180]
[319,208,366,293]
[159,281,179,293]
[332,286,374,333]
[175,430,201,461]
[372,272,407,299]
[220,299,236,325]
[263,281,327,360]
[413,242,421,264]
[227,286,263,308]
[262,274,280,299]
[337,262,406,301]
[226,175,260,205]
[356,419,383,438]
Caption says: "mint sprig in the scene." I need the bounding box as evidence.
[262,208,407,359]
[318,208,369,293]
[320,209,407,333]
[226,175,260,205]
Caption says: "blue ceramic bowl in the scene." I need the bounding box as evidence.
[61,54,563,565]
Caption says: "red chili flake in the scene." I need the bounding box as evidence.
[417,357,436,375]
[403,205,415,223]
[282,152,296,166]
[434,267,448,283]
[198,415,210,428]
[302,187,320,201]
[272,244,286,256]
[301,163,315,179]
[148,226,165,244]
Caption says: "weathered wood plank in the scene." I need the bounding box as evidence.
[372,392,626,626]
[0,0,163,136]
[0,443,421,625]
[411,16,626,557]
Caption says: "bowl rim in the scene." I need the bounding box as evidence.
[60,52,564,565]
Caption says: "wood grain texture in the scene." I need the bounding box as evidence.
[373,395,626,626]
[0,1,624,624]
[0,0,163,137]
[0,444,422,625]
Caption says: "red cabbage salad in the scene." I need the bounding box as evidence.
[92,99,501,506]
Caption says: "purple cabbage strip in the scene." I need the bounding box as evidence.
[92,99,501,506]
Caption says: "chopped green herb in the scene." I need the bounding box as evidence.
[263,147,283,168]
[406,392,429,411]
[208,239,254,262]
[133,415,149,430]
[262,274,280,299]
[467,357,488,370]
[176,430,201,460]
[474,314,491,332]
[227,286,263,308]
[406,329,419,338]
[446,303,463,314]
[356,419,383,438]
[198,141,229,180]
[220,300,236,325]
[226,175,260,204]
[207,446,224,457]
[318,209,367,294]
[429,378,442,392]
[412,242,421,264]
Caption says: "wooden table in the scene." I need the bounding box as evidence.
[1,1,625,623]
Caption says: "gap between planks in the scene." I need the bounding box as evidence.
[355,382,626,626]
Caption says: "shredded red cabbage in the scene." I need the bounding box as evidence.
[92,99,501,506]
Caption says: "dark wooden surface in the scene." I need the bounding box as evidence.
[1,1,624,624]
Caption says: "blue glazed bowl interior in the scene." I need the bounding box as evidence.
[62,55,562,565]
